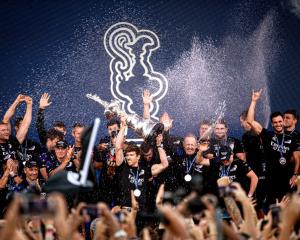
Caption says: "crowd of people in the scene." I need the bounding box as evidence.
[0,89,299,240]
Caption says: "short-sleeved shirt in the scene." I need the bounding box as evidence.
[38,148,56,169]
[96,146,118,206]
[46,158,76,175]
[164,150,209,193]
[242,131,266,178]
[17,139,41,163]
[216,159,252,191]
[208,137,244,162]
[260,128,299,202]
[285,129,300,151]
[259,128,298,178]
[0,136,21,174]
[115,162,151,212]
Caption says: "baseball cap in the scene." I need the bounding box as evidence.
[24,161,39,168]
[219,145,232,161]
[55,140,68,148]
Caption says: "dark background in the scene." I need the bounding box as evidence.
[0,0,299,143]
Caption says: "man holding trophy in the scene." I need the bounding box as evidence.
[114,114,169,212]
[86,93,168,211]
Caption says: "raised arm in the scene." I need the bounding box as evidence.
[231,182,259,239]
[246,89,263,135]
[160,112,173,132]
[16,96,32,144]
[115,115,127,166]
[36,93,52,145]
[151,134,169,176]
[2,95,25,130]
[142,89,152,119]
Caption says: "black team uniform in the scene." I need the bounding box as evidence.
[242,131,266,208]
[260,128,300,205]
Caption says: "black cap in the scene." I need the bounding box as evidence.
[55,140,68,148]
[24,161,39,168]
[219,145,232,161]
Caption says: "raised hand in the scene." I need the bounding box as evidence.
[11,94,26,108]
[251,89,263,102]
[65,146,74,163]
[16,94,26,103]
[156,133,163,146]
[24,96,33,106]
[198,142,209,152]
[160,112,173,131]
[119,114,127,127]
[142,89,153,105]
[39,93,52,109]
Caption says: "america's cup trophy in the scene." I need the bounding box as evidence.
[86,93,164,142]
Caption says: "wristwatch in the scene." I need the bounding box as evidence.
[157,144,164,148]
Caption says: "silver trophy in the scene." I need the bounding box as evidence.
[86,93,164,141]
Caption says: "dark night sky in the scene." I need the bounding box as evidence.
[0,0,299,142]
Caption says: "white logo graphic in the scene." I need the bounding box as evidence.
[104,22,168,120]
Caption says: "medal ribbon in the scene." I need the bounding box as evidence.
[221,164,231,177]
[275,133,285,158]
[130,168,139,189]
[186,156,197,174]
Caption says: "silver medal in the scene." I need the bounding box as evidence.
[279,157,286,165]
[184,174,192,182]
[134,189,141,197]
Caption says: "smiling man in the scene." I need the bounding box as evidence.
[163,133,209,194]
[247,89,300,206]
[114,115,168,212]
[204,119,245,164]
[284,109,300,138]
[17,160,41,192]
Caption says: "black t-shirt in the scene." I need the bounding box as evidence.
[139,149,164,212]
[46,157,77,175]
[96,146,119,206]
[285,129,300,151]
[242,131,266,177]
[285,129,300,138]
[0,136,21,174]
[212,159,252,192]
[115,162,151,212]
[17,138,41,163]
[164,151,209,193]
[260,128,299,203]
[208,137,244,162]
[260,128,298,179]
